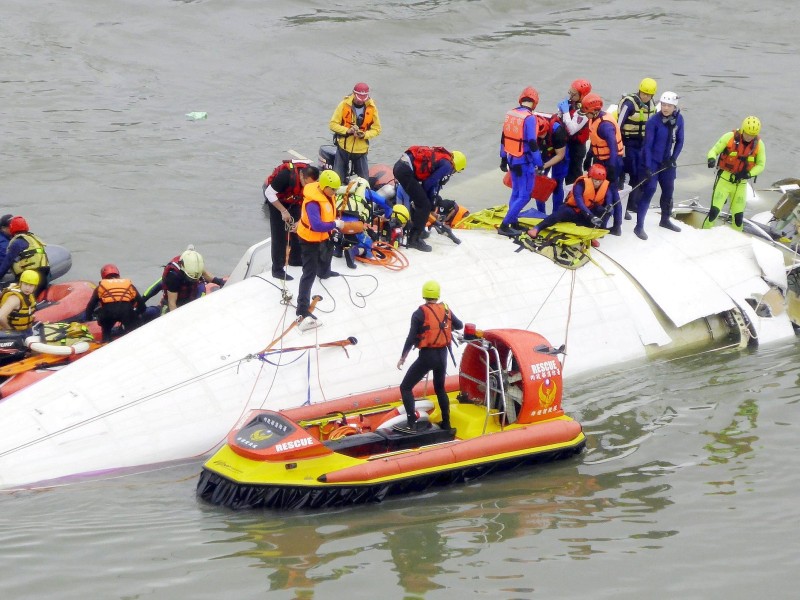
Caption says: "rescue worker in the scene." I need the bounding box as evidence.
[499,86,544,236]
[396,280,463,433]
[295,169,344,331]
[329,82,382,181]
[618,77,658,215]
[334,176,393,268]
[536,114,569,215]
[160,246,224,313]
[0,214,13,264]
[263,161,320,281]
[392,146,466,252]
[581,93,624,235]
[0,216,50,296]
[527,163,611,245]
[0,269,38,332]
[704,116,767,231]
[557,78,593,184]
[634,91,685,239]
[85,264,146,343]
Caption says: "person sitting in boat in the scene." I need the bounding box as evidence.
[334,175,393,269]
[527,163,611,247]
[0,216,50,296]
[617,77,658,216]
[0,269,38,332]
[557,78,593,184]
[396,280,463,433]
[295,169,345,332]
[263,161,320,281]
[499,87,544,236]
[536,114,569,215]
[84,264,146,343]
[704,116,767,232]
[0,214,13,265]
[160,246,224,313]
[581,94,624,236]
[634,91,685,240]
[392,146,466,252]
[329,82,382,182]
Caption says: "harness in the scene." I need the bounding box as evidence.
[265,161,308,205]
[406,146,453,181]
[716,131,761,176]
[418,303,452,348]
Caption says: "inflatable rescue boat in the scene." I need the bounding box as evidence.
[197,327,585,510]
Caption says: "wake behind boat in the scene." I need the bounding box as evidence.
[0,190,797,490]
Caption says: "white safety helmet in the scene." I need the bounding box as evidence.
[659,91,679,106]
[180,245,204,280]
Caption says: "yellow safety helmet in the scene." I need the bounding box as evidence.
[19,269,40,287]
[392,204,410,225]
[741,116,761,136]
[319,169,342,190]
[180,246,204,280]
[422,280,440,300]
[639,77,657,96]
[451,151,466,173]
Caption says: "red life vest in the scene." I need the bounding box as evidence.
[417,303,452,349]
[405,146,453,181]
[264,161,308,205]
[97,278,138,304]
[161,257,200,308]
[502,108,533,158]
[589,113,624,161]
[716,131,761,176]
[565,177,610,212]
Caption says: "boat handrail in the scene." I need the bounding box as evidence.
[465,338,509,434]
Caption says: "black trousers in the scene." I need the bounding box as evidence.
[399,347,450,426]
[296,238,333,317]
[393,161,431,234]
[96,302,142,343]
[264,185,302,274]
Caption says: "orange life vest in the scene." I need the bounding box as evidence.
[340,100,375,133]
[716,131,761,176]
[502,108,533,158]
[97,278,138,304]
[417,302,452,349]
[264,161,308,205]
[589,113,624,161]
[565,177,610,212]
[297,182,336,243]
[405,146,453,181]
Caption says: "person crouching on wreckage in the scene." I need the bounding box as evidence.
[527,163,612,247]
[333,175,394,268]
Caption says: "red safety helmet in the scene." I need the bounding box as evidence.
[353,82,370,101]
[9,216,29,235]
[580,93,603,114]
[518,86,539,107]
[570,79,592,100]
[588,163,607,180]
[535,114,549,138]
[100,263,120,279]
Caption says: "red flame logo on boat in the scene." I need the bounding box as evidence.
[538,378,557,408]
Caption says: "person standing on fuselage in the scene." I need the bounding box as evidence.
[557,79,593,184]
[329,83,382,182]
[634,91,685,239]
[618,78,658,217]
[499,87,544,236]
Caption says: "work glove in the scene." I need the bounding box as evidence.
[730,174,741,184]
[590,216,602,227]
[334,219,345,229]
[500,157,508,172]
[536,167,546,176]
[211,277,225,287]
[740,171,752,179]
[510,164,523,176]
[558,99,570,114]
[707,158,716,169]
[661,158,677,169]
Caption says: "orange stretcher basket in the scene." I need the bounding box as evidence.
[502,172,557,201]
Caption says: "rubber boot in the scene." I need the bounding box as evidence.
[344,246,357,269]
[659,199,681,232]
[408,229,432,252]
[635,200,649,240]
